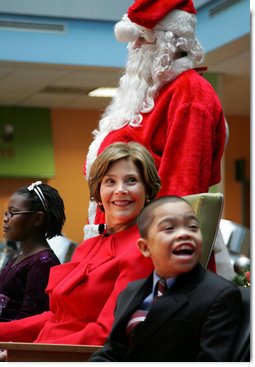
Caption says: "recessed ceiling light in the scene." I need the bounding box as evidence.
[88,87,117,98]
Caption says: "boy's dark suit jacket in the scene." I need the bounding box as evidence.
[90,264,242,362]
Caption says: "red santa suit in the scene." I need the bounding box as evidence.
[85,69,226,227]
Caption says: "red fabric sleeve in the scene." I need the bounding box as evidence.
[0,311,51,342]
[158,100,225,196]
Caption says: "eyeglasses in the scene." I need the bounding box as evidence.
[4,210,37,221]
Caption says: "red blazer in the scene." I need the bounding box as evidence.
[0,225,153,345]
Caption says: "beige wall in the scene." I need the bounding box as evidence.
[47,108,100,242]
[223,115,250,226]
[0,109,250,245]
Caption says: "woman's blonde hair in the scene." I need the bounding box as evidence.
[89,142,161,209]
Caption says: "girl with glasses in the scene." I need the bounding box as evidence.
[0,181,65,322]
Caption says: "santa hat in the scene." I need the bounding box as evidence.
[115,0,197,42]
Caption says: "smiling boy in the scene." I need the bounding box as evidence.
[90,196,242,362]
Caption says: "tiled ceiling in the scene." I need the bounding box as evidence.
[0,35,250,116]
[0,63,121,111]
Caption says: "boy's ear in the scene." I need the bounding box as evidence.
[137,238,151,258]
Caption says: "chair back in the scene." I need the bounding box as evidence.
[184,193,224,268]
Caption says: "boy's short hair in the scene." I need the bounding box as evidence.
[137,195,195,238]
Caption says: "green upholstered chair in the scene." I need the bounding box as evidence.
[184,192,224,268]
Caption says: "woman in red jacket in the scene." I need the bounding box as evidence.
[0,142,160,350]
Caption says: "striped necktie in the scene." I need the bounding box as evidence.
[126,309,148,338]
[126,278,168,343]
[155,277,167,298]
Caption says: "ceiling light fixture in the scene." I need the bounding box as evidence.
[88,87,117,98]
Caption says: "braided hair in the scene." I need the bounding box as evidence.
[15,182,66,239]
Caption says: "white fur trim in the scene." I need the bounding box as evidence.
[224,118,229,147]
[115,14,140,42]
[83,223,100,239]
[155,9,196,37]
[85,131,108,180]
[84,132,108,239]
[88,200,97,226]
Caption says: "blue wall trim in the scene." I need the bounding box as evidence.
[0,14,127,67]
[0,0,249,68]
[196,0,250,53]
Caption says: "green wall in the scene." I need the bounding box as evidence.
[0,107,55,178]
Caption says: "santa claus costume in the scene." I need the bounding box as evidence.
[84,0,226,271]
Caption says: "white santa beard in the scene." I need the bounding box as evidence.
[100,44,157,131]
[85,44,156,180]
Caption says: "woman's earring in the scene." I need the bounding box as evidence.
[145,195,150,204]
[97,201,104,212]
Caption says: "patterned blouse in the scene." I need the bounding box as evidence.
[0,249,60,321]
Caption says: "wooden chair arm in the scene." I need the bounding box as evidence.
[0,341,101,362]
